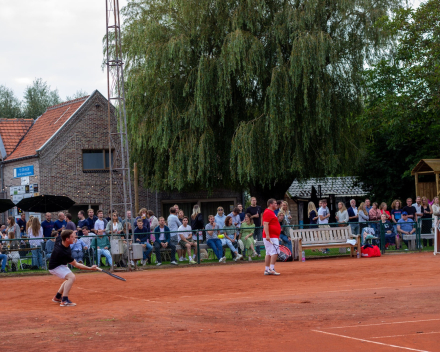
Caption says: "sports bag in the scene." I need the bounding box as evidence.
[361,244,381,258]
[277,245,293,262]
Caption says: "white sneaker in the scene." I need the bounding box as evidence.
[189,260,196,264]
[141,259,147,266]
[268,269,280,276]
[156,262,162,266]
[179,257,184,262]
[218,258,223,263]
[192,255,196,260]
[235,254,243,261]
[248,257,252,262]
[131,260,135,266]
[170,261,178,265]
[221,256,227,263]
[264,270,270,275]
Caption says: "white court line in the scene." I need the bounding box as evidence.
[370,332,440,339]
[312,330,431,352]
[326,319,440,329]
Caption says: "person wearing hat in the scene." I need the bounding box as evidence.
[397,211,415,248]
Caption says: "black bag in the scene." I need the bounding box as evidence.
[277,245,293,262]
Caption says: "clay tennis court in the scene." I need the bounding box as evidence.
[1,252,439,351]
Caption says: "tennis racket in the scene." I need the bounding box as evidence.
[268,240,281,254]
[97,268,126,281]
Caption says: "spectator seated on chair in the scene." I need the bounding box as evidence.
[277,213,293,254]
[45,231,58,260]
[239,213,257,260]
[92,230,112,266]
[6,231,20,271]
[380,213,400,249]
[70,235,87,264]
[0,242,7,273]
[205,215,225,263]
[153,217,177,266]
[220,216,242,261]
[134,218,153,266]
[80,227,96,265]
[397,211,415,247]
[178,216,197,264]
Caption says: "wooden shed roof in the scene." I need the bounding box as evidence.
[411,159,440,175]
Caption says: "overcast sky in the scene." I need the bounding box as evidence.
[1,0,127,101]
[1,0,422,101]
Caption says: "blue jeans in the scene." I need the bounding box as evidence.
[350,223,359,235]
[71,249,84,262]
[254,227,263,254]
[140,241,153,260]
[280,234,293,254]
[98,249,112,266]
[32,246,43,268]
[220,238,238,255]
[207,239,223,259]
[0,254,7,271]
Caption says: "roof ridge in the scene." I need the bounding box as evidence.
[46,96,89,111]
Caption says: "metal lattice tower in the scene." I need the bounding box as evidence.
[105,0,133,270]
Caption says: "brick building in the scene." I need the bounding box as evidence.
[1,90,242,223]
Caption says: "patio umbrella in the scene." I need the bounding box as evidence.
[16,195,75,213]
[0,198,16,213]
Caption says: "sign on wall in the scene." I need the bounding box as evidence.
[21,176,29,185]
[13,165,34,178]
[10,186,25,196]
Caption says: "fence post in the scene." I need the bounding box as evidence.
[196,231,200,264]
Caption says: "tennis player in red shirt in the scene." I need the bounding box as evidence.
[263,198,281,275]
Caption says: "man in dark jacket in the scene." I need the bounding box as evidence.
[154,217,177,266]
[134,218,153,265]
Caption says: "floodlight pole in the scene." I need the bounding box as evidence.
[105,0,134,272]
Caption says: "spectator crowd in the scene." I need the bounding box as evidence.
[0,195,438,273]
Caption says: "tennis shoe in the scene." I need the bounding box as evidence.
[264,270,270,275]
[60,300,76,307]
[52,296,62,303]
[221,256,227,263]
[268,269,280,276]
[156,262,162,266]
[170,261,178,265]
[234,254,243,261]
[189,259,196,264]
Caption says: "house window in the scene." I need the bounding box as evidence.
[82,150,113,170]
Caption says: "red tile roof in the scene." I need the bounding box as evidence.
[5,96,89,161]
[0,118,34,157]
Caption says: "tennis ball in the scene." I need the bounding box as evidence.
[218,234,224,239]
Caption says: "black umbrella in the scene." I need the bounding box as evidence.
[16,195,75,213]
[0,198,16,213]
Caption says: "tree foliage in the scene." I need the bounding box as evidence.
[22,78,61,119]
[121,0,401,198]
[0,85,22,119]
[357,0,440,202]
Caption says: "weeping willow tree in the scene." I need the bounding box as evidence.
[121,0,401,201]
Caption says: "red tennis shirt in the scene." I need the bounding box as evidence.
[262,208,281,239]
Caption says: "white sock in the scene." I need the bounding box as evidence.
[270,264,275,270]
[265,266,269,271]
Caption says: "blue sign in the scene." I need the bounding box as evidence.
[13,165,34,178]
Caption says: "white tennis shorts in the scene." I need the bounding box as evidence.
[263,238,280,256]
[49,265,72,279]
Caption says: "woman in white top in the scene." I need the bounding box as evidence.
[280,201,293,224]
[6,216,21,239]
[27,217,44,269]
[335,202,349,226]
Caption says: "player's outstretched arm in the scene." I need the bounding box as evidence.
[70,260,99,271]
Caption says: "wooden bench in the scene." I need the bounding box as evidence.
[291,227,360,259]
[402,233,434,250]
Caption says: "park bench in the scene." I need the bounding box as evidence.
[291,227,360,259]
[402,233,434,250]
